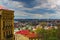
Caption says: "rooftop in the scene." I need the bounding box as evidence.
[0,5,14,12]
[15,30,38,38]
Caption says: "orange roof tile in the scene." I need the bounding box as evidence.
[16,30,38,38]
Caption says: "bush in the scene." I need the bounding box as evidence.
[34,27,58,40]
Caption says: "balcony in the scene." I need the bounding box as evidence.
[6,34,13,38]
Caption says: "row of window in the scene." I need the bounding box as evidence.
[3,20,12,23]
[3,17,13,20]
[4,31,12,37]
[3,20,12,30]
[3,25,12,30]
[3,12,13,15]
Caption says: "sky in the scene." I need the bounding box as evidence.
[0,0,60,19]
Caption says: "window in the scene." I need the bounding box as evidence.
[4,32,5,37]
[3,21,5,30]
[8,31,11,35]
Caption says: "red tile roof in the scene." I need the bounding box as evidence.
[16,30,37,38]
[0,5,9,10]
[0,5,6,9]
[16,30,30,35]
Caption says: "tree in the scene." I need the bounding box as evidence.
[40,22,47,27]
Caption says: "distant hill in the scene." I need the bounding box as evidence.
[14,19,60,22]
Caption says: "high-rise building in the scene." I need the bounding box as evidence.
[0,9,14,40]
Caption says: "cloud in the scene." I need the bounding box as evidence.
[0,0,60,19]
[14,9,60,19]
[23,8,56,14]
[14,10,43,19]
[9,1,23,8]
[12,0,36,8]
[9,0,60,19]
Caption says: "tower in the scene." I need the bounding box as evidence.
[0,9,14,40]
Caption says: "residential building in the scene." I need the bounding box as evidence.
[0,9,14,40]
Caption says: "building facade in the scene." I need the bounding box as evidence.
[0,9,14,40]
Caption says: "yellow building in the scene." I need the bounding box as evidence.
[0,9,14,40]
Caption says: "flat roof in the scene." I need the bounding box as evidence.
[0,9,14,12]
